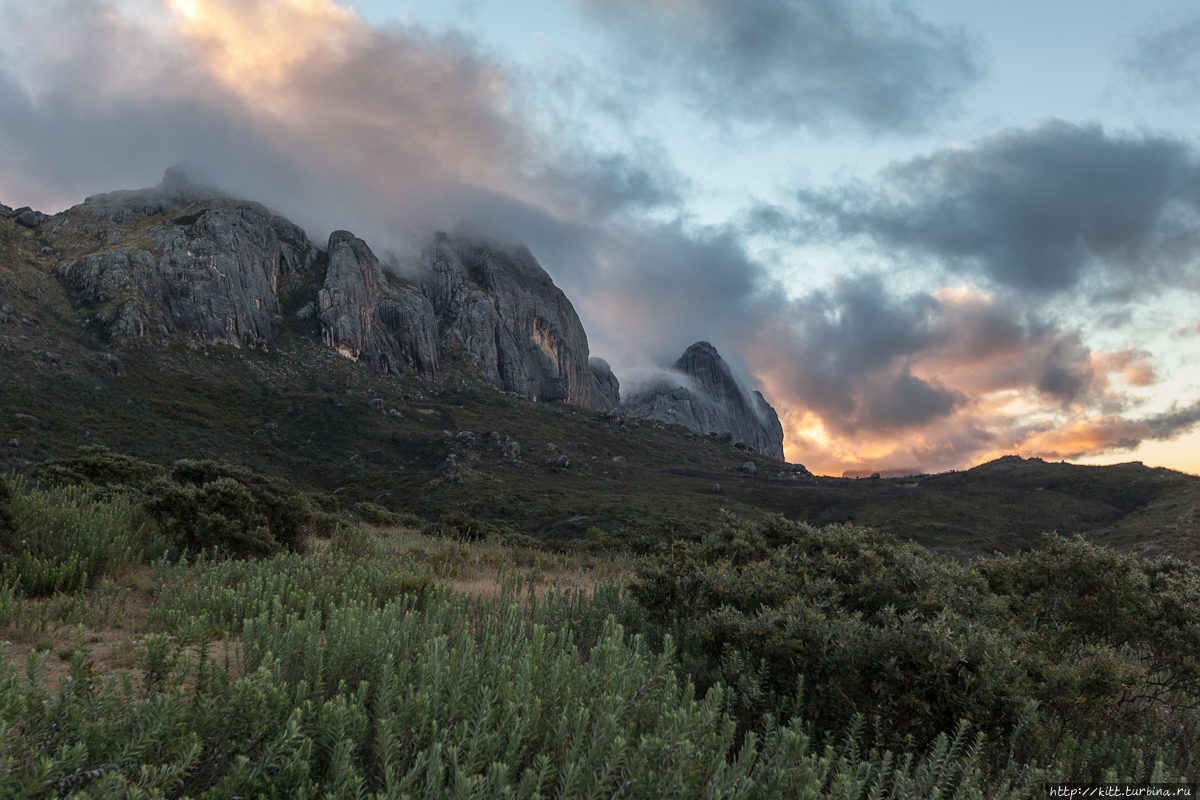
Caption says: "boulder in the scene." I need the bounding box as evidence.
[365,449,386,463]
[369,398,386,412]
[555,455,570,469]
[738,462,757,475]
[15,209,44,228]
[502,441,521,459]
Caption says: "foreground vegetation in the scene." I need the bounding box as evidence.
[1,452,1198,796]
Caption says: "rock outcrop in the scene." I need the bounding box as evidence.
[420,233,611,408]
[317,231,439,377]
[47,170,320,348]
[622,342,785,459]
[588,357,620,411]
[27,171,620,408]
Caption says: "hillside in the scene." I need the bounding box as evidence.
[2,203,1198,562]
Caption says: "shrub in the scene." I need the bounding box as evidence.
[143,460,313,557]
[32,445,163,491]
[306,491,339,513]
[353,502,421,528]
[422,511,500,541]
[632,514,1021,749]
[981,535,1200,735]
[0,477,152,596]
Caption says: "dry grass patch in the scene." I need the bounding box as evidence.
[1,565,161,685]
[370,525,634,604]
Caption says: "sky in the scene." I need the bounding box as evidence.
[1,0,1199,476]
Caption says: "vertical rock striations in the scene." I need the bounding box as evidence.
[420,233,611,408]
[622,341,786,459]
[35,172,620,409]
[589,357,621,412]
[317,231,439,377]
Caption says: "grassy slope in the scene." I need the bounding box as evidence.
[3,215,1198,561]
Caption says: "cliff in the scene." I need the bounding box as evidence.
[622,341,785,459]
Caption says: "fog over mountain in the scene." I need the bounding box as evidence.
[2,0,1198,475]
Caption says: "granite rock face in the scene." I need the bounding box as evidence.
[26,172,621,407]
[588,357,621,411]
[420,233,610,408]
[622,342,785,459]
[47,171,319,348]
[318,231,439,377]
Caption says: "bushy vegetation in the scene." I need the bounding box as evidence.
[629,513,1200,776]
[35,448,321,558]
[354,501,421,528]
[0,475,161,596]
[1,452,1196,794]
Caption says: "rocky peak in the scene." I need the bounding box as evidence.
[419,232,613,410]
[46,172,319,348]
[24,174,620,410]
[623,341,785,459]
[318,231,439,377]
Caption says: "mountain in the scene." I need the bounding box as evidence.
[621,341,786,459]
[16,170,620,410]
[4,174,1199,563]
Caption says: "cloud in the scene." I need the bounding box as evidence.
[736,277,1173,474]
[1124,15,1200,97]
[1007,402,1200,462]
[0,0,1191,478]
[0,0,683,241]
[786,120,1200,295]
[576,0,981,134]
[1173,318,1200,339]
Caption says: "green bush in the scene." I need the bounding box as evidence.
[305,491,340,514]
[981,535,1200,742]
[143,460,313,557]
[0,596,1058,799]
[32,445,164,491]
[630,513,1200,773]
[423,511,503,541]
[353,501,421,528]
[632,514,1021,749]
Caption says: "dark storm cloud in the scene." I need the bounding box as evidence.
[863,372,964,429]
[788,120,1200,294]
[1124,16,1200,97]
[576,0,981,134]
[1146,402,1200,439]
